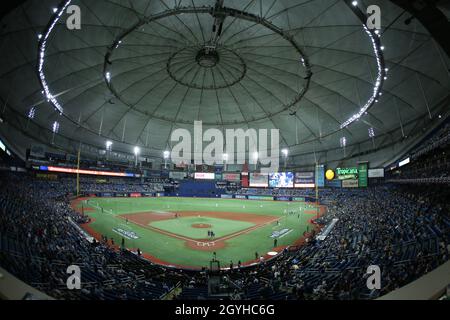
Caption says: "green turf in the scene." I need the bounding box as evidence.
[150,216,255,239]
[76,197,320,268]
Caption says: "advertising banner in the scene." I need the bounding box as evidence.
[36,173,58,180]
[249,173,269,187]
[169,171,187,180]
[223,173,241,182]
[248,196,274,201]
[100,193,113,197]
[336,167,359,180]
[144,170,162,178]
[294,172,315,188]
[342,179,359,188]
[142,193,154,197]
[275,196,291,201]
[358,163,368,187]
[130,193,142,198]
[115,193,127,197]
[194,172,215,180]
[325,179,342,188]
[399,158,410,167]
[316,165,325,187]
[368,168,385,178]
[30,144,46,158]
[41,166,133,177]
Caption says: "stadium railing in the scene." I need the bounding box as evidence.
[378,260,450,300]
[0,267,54,300]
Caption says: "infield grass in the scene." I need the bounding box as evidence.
[150,216,255,239]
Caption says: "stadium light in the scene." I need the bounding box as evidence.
[163,150,170,169]
[52,121,60,134]
[28,107,36,119]
[134,147,140,167]
[51,121,60,145]
[282,149,289,169]
[340,24,385,129]
[223,153,229,171]
[106,141,113,151]
[252,152,259,170]
[37,0,73,115]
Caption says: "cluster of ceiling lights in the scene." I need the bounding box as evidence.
[52,121,60,134]
[37,0,73,115]
[340,1,386,129]
[104,140,174,162]
[340,137,347,148]
[36,0,385,161]
[28,107,36,120]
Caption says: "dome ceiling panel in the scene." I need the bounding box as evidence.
[0,0,447,164]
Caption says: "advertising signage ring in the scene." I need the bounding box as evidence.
[40,166,136,177]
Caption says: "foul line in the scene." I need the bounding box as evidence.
[117,214,280,246]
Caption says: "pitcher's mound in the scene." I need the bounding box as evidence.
[191,223,212,229]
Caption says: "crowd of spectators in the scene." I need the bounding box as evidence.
[388,144,449,184]
[0,171,448,300]
[387,121,450,184]
[28,175,171,195]
[411,122,450,159]
[246,186,450,299]
[0,172,192,300]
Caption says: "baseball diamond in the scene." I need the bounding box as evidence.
[0,0,449,305]
[72,197,324,268]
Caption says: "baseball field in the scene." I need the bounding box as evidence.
[71,197,324,269]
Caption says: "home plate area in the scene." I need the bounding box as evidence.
[121,211,277,252]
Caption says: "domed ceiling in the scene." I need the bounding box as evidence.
[0,0,449,167]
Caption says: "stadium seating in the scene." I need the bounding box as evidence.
[0,171,448,300]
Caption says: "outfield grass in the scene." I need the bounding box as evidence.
[76,197,318,268]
